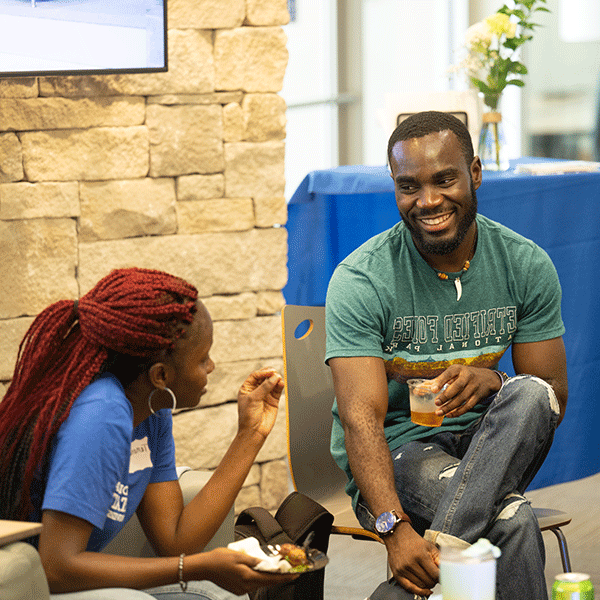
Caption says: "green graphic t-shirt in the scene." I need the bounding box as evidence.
[325,214,565,508]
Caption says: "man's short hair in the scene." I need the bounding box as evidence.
[387,110,474,168]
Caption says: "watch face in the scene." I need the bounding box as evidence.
[375,511,397,534]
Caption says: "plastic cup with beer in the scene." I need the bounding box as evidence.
[407,378,445,427]
[440,538,500,600]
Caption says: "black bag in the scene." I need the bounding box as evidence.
[234,491,334,600]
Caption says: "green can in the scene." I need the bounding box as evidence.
[552,573,594,599]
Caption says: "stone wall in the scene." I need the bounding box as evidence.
[0,0,291,513]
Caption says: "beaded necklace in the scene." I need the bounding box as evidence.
[434,229,477,302]
[436,260,470,301]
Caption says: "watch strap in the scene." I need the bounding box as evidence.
[394,510,412,525]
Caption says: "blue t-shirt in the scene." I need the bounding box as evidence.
[35,373,177,551]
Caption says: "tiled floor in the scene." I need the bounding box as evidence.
[324,472,600,599]
[324,534,389,600]
[527,472,600,598]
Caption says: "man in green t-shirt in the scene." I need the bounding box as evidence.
[325,111,567,600]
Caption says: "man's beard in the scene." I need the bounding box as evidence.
[405,183,478,256]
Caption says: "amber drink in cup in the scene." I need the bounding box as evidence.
[407,378,444,427]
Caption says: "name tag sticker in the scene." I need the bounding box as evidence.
[129,436,153,473]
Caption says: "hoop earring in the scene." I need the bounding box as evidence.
[148,387,177,415]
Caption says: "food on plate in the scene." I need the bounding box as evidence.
[227,537,313,573]
[277,543,309,568]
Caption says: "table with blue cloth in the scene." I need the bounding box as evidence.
[283,160,600,490]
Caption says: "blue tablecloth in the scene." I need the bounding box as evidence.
[284,160,600,490]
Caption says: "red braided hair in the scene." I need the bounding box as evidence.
[0,267,198,520]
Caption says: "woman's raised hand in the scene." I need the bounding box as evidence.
[237,367,285,440]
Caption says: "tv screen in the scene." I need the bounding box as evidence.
[0,0,167,77]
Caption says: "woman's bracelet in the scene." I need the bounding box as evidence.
[179,553,188,592]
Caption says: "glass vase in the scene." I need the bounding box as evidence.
[478,111,509,171]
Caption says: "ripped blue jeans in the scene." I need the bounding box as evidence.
[356,375,561,600]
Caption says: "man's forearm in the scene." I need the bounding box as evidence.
[344,418,404,520]
[512,337,568,424]
[546,376,568,425]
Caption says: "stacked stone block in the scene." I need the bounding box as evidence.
[0,0,290,513]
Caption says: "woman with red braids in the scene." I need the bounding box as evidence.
[0,267,297,600]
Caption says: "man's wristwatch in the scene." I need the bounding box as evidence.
[375,510,412,536]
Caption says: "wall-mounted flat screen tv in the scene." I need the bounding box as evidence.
[0,0,166,78]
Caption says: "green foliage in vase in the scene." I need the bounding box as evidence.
[451,0,551,110]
